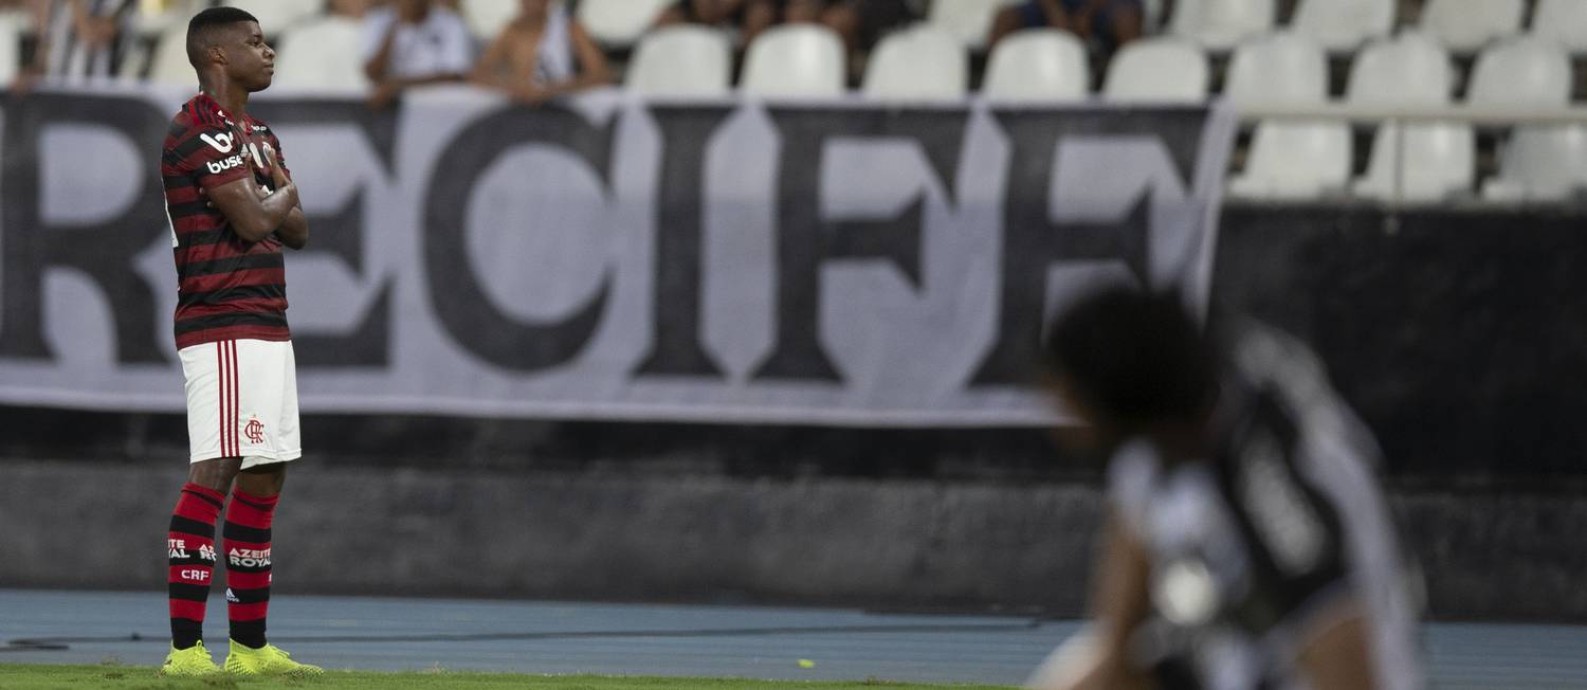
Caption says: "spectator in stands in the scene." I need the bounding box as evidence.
[363,0,474,109]
[990,0,1144,60]
[13,0,136,94]
[819,0,917,56]
[469,0,610,105]
[653,0,781,46]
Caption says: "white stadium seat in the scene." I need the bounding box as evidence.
[1229,124,1354,200]
[1484,126,1587,202]
[461,0,518,41]
[1348,33,1474,203]
[1223,33,1349,200]
[1102,37,1209,102]
[221,0,323,34]
[981,29,1089,102]
[927,0,1022,49]
[272,17,370,92]
[1468,37,1572,108]
[1418,0,1525,53]
[863,25,967,101]
[1166,0,1275,51]
[626,25,733,96]
[1531,0,1587,53]
[1289,0,1394,52]
[578,0,673,48]
[740,25,846,98]
[1348,32,1453,105]
[1222,32,1328,107]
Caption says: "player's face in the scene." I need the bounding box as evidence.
[224,22,275,92]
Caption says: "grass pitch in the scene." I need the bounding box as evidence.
[0,665,1018,690]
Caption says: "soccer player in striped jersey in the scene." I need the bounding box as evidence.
[1028,288,1423,690]
[158,7,319,677]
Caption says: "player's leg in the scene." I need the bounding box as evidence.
[221,339,319,675]
[163,342,246,676]
[223,463,283,652]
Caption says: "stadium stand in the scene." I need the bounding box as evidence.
[1472,37,1586,201]
[1101,36,1209,102]
[578,0,673,48]
[927,0,1021,49]
[740,23,847,97]
[1418,0,1526,54]
[862,24,967,101]
[1225,32,1350,199]
[625,24,734,96]
[1531,0,1587,53]
[1288,0,1394,52]
[143,16,194,87]
[20,0,1587,201]
[1470,36,1573,107]
[273,12,370,91]
[982,28,1089,101]
[221,0,324,35]
[1349,32,1476,202]
[1167,0,1276,51]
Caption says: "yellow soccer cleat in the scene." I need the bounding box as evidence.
[223,640,324,675]
[159,641,221,676]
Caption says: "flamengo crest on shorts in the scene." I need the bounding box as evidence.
[179,339,301,466]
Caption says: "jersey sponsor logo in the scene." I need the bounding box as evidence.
[247,142,265,171]
[200,131,235,153]
[228,547,271,569]
[199,544,217,562]
[206,155,244,176]
[244,417,265,444]
[168,538,189,559]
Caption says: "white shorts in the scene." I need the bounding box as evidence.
[178,339,302,468]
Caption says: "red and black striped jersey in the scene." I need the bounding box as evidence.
[162,93,292,350]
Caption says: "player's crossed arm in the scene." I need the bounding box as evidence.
[206,143,305,248]
[266,142,308,250]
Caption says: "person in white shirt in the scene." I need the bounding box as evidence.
[469,0,609,105]
[362,0,474,109]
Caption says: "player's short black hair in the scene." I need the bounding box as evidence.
[186,7,260,69]
[1042,287,1218,431]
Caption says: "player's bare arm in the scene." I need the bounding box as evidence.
[206,171,297,244]
[1028,514,1153,690]
[1298,603,1380,690]
[261,143,308,250]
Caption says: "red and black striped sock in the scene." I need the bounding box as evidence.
[168,483,224,650]
[223,489,278,649]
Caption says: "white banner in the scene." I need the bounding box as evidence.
[0,85,1234,426]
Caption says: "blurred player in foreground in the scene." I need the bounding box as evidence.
[158,7,319,677]
[1029,288,1423,690]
